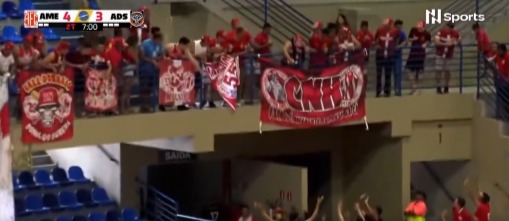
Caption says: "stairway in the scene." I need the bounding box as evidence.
[31,150,57,171]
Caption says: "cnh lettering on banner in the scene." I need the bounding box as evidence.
[425,9,485,24]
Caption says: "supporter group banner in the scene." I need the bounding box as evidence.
[159,59,196,105]
[19,70,74,143]
[259,61,366,128]
[205,55,239,110]
[85,68,118,112]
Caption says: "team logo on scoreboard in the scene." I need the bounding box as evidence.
[78,11,90,21]
[130,10,145,28]
[24,10,39,28]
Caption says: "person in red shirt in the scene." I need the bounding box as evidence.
[464,176,490,221]
[434,22,460,94]
[334,27,361,64]
[40,41,70,73]
[493,44,509,118]
[356,21,374,64]
[405,20,431,95]
[472,23,491,56]
[308,21,327,69]
[226,19,252,105]
[374,17,400,97]
[31,29,45,58]
[215,29,230,51]
[440,197,472,221]
[252,23,272,55]
[16,35,40,71]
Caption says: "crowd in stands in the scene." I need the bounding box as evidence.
[1,6,508,117]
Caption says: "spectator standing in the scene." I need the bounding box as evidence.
[356,20,374,69]
[139,32,164,112]
[405,20,431,95]
[434,22,460,94]
[374,18,400,97]
[40,41,70,73]
[15,35,40,71]
[226,18,252,105]
[472,23,491,57]
[308,22,327,69]
[493,43,509,119]
[65,38,94,116]
[120,35,140,114]
[1,43,18,119]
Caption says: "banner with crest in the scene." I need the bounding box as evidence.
[204,55,240,110]
[19,69,74,143]
[85,68,118,112]
[159,59,196,105]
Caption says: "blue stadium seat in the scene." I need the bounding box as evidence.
[92,187,115,205]
[2,26,22,43]
[88,0,100,9]
[18,170,38,189]
[19,25,30,37]
[51,167,73,186]
[15,197,31,217]
[25,194,50,214]
[105,210,121,221]
[41,28,60,41]
[34,170,58,188]
[73,215,89,221]
[122,208,139,221]
[19,0,35,11]
[1,1,22,19]
[76,189,97,207]
[89,212,106,221]
[59,191,83,210]
[42,193,63,212]
[13,174,23,192]
[68,166,91,183]
[0,11,6,20]
[56,217,73,221]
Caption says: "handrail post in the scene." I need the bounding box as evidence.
[263,0,268,23]
[477,50,481,99]
[396,52,402,96]
[459,44,464,94]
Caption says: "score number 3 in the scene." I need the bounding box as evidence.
[63,11,103,21]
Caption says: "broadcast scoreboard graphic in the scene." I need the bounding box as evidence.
[24,10,146,31]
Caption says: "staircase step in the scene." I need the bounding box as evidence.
[32,154,54,165]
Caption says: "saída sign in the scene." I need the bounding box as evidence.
[158,150,197,163]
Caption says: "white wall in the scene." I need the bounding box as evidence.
[47,144,121,202]
[127,137,199,152]
[231,160,308,214]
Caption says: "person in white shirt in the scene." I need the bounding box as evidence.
[192,35,216,108]
[0,42,15,76]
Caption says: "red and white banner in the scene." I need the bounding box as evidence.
[19,69,74,143]
[260,62,366,128]
[0,75,15,221]
[205,55,240,110]
[85,69,118,112]
[159,59,196,105]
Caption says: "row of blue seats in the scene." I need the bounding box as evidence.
[0,0,33,20]
[16,188,114,216]
[2,26,60,43]
[15,166,90,191]
[37,208,139,221]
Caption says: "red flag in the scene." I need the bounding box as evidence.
[205,55,240,110]
[19,69,74,143]
[259,61,366,128]
[159,59,196,106]
[85,69,118,112]
[0,75,15,221]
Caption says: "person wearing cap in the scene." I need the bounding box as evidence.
[374,17,400,97]
[405,20,431,95]
[138,31,164,112]
[282,34,307,69]
[308,21,327,69]
[0,42,16,77]
[15,35,40,70]
[226,18,253,105]
[434,21,460,94]
[40,41,70,73]
[215,29,230,51]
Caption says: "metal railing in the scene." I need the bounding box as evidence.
[137,179,180,221]
[477,54,509,122]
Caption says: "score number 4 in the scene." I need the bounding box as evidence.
[62,11,103,21]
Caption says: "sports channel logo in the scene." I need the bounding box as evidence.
[425,9,485,24]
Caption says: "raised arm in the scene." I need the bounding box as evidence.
[337,201,346,221]
[354,203,365,221]
[464,177,480,207]
[360,195,378,220]
[305,196,324,221]
[254,202,274,221]
[440,210,448,221]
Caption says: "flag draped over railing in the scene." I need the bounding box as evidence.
[0,74,15,221]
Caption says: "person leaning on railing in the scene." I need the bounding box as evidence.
[493,43,509,119]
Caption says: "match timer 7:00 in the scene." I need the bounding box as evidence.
[65,23,103,31]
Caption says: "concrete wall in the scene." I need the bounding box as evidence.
[47,144,121,202]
